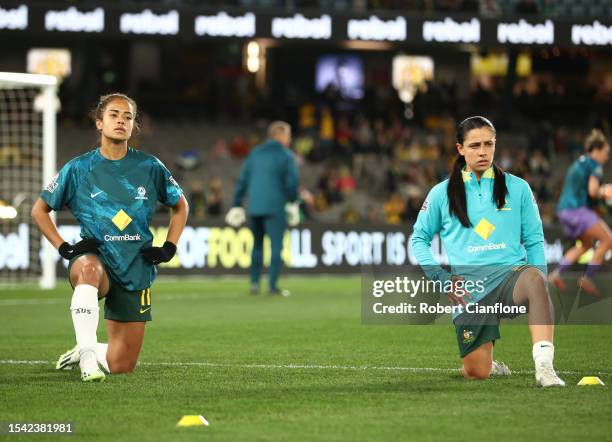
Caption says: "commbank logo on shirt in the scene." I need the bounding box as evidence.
[105,233,141,242]
[473,218,495,240]
[111,209,132,231]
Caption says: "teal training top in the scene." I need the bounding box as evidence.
[41,147,183,291]
[557,155,603,211]
[232,139,299,216]
[410,168,546,305]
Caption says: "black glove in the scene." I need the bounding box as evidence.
[58,238,102,260]
[141,241,177,264]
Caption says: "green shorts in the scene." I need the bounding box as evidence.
[454,265,532,358]
[68,253,152,322]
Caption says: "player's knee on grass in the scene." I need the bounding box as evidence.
[462,342,492,380]
[107,358,137,374]
[462,364,491,380]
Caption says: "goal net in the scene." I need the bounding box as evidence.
[0,72,57,288]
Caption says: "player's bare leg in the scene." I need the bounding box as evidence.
[105,321,146,374]
[65,254,110,382]
[579,221,612,295]
[512,268,564,387]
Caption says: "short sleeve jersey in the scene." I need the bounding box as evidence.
[41,147,183,291]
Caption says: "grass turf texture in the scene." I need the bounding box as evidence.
[0,277,610,442]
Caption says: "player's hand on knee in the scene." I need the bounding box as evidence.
[225,207,246,227]
[141,241,177,264]
[448,276,472,306]
[58,238,102,260]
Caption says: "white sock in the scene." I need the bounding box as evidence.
[532,340,554,368]
[96,343,109,373]
[70,284,99,371]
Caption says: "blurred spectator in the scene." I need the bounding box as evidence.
[335,116,353,157]
[298,99,317,136]
[568,130,585,157]
[205,177,223,217]
[188,180,206,220]
[540,0,556,17]
[529,150,551,176]
[515,0,539,14]
[211,138,229,159]
[479,0,501,17]
[294,135,315,160]
[176,149,200,170]
[404,195,424,223]
[319,106,335,159]
[383,193,406,224]
[354,115,373,152]
[318,167,343,204]
[337,166,357,194]
[365,203,383,224]
[342,205,360,223]
[229,135,250,158]
[460,0,479,12]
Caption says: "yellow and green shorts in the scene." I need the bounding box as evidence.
[454,265,531,358]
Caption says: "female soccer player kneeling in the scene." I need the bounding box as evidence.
[31,93,189,382]
[411,116,564,387]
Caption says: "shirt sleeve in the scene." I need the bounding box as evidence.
[520,180,547,272]
[410,186,452,285]
[154,158,182,207]
[232,155,251,207]
[590,161,604,182]
[40,161,76,211]
[284,152,299,203]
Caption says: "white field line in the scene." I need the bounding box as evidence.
[0,359,609,377]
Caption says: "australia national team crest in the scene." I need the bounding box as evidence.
[462,329,474,344]
[135,186,148,200]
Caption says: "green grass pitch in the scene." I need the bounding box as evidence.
[0,276,610,441]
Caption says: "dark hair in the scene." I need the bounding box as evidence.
[90,93,140,136]
[585,129,608,153]
[447,116,507,228]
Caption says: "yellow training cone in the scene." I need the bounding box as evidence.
[577,376,605,386]
[177,415,209,427]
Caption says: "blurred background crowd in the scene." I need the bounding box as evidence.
[3,0,612,226]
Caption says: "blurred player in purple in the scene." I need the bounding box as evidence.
[548,130,612,295]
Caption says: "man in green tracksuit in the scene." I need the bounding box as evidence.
[411,116,565,387]
[227,121,299,296]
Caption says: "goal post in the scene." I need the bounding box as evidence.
[0,72,58,289]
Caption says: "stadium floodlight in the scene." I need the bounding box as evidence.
[0,72,58,288]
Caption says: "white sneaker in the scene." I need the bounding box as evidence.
[491,360,511,376]
[56,345,79,370]
[79,350,105,383]
[535,363,566,387]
